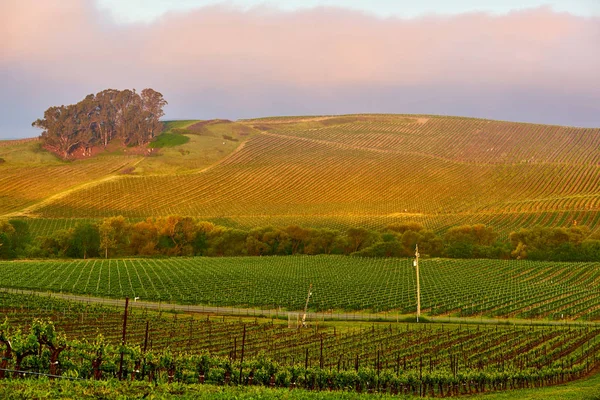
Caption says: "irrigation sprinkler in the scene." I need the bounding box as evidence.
[414,245,421,323]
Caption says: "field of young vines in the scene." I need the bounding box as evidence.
[2,115,599,237]
[1,291,600,397]
[1,256,600,320]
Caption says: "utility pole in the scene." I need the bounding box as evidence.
[301,284,312,329]
[414,245,421,322]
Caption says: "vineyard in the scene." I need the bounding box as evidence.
[1,291,600,396]
[2,256,600,320]
[1,115,599,237]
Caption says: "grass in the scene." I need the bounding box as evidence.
[0,374,599,399]
[149,133,191,148]
[471,372,600,399]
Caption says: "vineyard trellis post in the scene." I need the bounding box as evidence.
[118,297,129,380]
[238,324,246,384]
[414,245,421,323]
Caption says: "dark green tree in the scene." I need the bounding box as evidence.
[69,222,100,259]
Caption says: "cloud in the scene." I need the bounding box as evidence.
[1,1,599,137]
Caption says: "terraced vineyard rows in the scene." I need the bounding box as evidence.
[2,257,600,320]
[251,115,600,165]
[0,156,139,216]
[10,115,595,237]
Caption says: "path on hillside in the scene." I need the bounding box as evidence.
[2,287,598,327]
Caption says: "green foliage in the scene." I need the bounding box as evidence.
[0,313,599,397]
[69,222,100,259]
[0,219,31,259]
[509,226,592,261]
[149,133,190,148]
[32,88,167,158]
[0,217,597,262]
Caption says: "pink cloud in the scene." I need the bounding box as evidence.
[1,0,599,137]
[3,1,598,88]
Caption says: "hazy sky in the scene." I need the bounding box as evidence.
[2,0,599,139]
[97,0,600,22]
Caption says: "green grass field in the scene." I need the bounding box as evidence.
[1,376,600,399]
[2,256,600,320]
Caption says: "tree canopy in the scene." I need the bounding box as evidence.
[32,88,167,158]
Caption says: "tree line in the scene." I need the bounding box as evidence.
[32,89,167,158]
[1,217,600,261]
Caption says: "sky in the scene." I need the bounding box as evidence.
[1,0,600,139]
[97,0,600,22]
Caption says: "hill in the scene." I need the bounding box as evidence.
[1,114,599,237]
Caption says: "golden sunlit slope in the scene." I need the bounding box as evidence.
[0,120,254,218]
[2,115,599,236]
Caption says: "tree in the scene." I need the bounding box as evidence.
[192,221,217,256]
[582,240,600,261]
[304,228,343,255]
[207,229,247,256]
[508,226,592,260]
[246,227,275,256]
[353,234,403,257]
[155,216,198,256]
[346,228,379,253]
[99,216,129,258]
[444,224,498,258]
[0,220,16,259]
[7,219,30,256]
[39,229,73,258]
[70,222,100,259]
[283,225,312,255]
[130,219,159,255]
[387,222,424,234]
[94,89,120,147]
[33,88,167,158]
[141,88,168,140]
[32,105,83,159]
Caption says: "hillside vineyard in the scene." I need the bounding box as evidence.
[1,115,597,237]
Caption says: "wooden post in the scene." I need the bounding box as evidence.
[118,297,129,380]
[415,245,421,322]
[143,320,149,353]
[320,335,324,369]
[305,348,309,369]
[238,325,246,384]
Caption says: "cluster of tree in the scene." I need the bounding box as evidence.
[32,89,167,158]
[510,226,600,261]
[2,217,599,261]
[0,219,31,259]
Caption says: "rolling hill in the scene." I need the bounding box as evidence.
[1,114,599,237]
